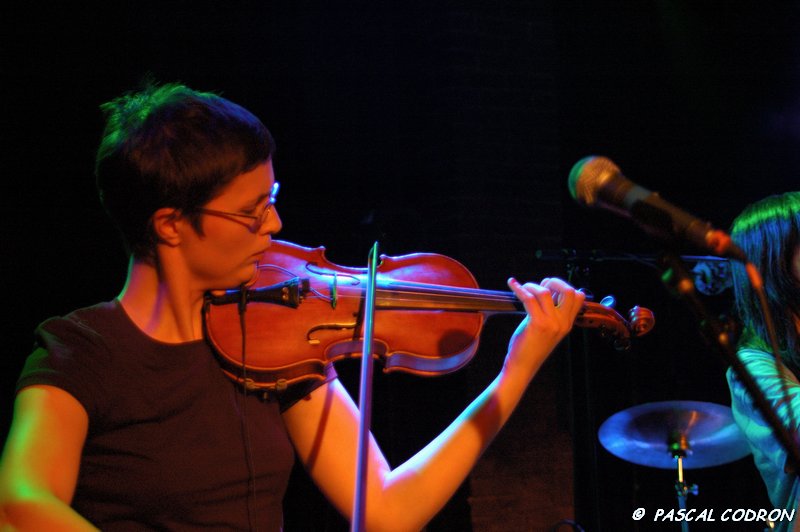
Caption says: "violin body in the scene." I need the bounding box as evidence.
[203,240,654,391]
[205,240,485,390]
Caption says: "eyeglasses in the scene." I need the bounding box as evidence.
[198,182,280,233]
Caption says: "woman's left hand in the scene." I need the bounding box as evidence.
[505,277,585,376]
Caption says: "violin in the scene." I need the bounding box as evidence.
[203,240,655,392]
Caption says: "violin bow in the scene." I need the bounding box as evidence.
[352,242,380,532]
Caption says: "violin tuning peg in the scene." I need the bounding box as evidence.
[600,295,616,308]
[628,305,656,337]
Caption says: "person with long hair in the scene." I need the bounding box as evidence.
[728,191,800,530]
[0,82,584,531]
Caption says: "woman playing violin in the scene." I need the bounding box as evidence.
[0,82,584,531]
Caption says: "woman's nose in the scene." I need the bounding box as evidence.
[260,206,282,235]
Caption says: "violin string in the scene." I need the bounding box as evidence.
[303,283,601,318]
[309,286,332,302]
[312,286,519,309]
[379,282,515,299]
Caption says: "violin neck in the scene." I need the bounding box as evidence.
[375,280,524,314]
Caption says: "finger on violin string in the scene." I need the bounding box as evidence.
[550,291,562,308]
[507,277,535,300]
[542,278,582,310]
[507,277,544,297]
[533,277,560,306]
[545,278,586,317]
[507,277,557,315]
[539,279,564,307]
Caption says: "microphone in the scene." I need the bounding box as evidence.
[568,156,746,261]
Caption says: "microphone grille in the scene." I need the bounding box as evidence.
[568,156,620,207]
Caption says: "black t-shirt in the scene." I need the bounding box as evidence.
[17,300,331,531]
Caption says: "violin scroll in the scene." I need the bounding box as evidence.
[575,298,655,351]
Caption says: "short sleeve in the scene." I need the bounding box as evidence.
[16,314,113,423]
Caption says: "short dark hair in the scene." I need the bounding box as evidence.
[731,191,800,372]
[95,82,275,261]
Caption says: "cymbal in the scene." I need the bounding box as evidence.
[598,400,751,469]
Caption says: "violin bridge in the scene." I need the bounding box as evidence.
[330,271,338,309]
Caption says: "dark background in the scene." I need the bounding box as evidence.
[2,2,798,530]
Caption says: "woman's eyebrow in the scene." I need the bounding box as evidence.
[247,191,271,207]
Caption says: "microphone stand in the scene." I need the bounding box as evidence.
[563,260,602,532]
[656,250,800,473]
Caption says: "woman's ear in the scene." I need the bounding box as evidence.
[151,207,182,247]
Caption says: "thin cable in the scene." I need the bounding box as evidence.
[238,286,259,532]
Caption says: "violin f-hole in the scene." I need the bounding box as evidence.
[307,322,358,345]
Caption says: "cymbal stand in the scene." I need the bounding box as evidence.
[670,431,698,532]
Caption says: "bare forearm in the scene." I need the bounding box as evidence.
[368,357,540,530]
[1,494,98,531]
